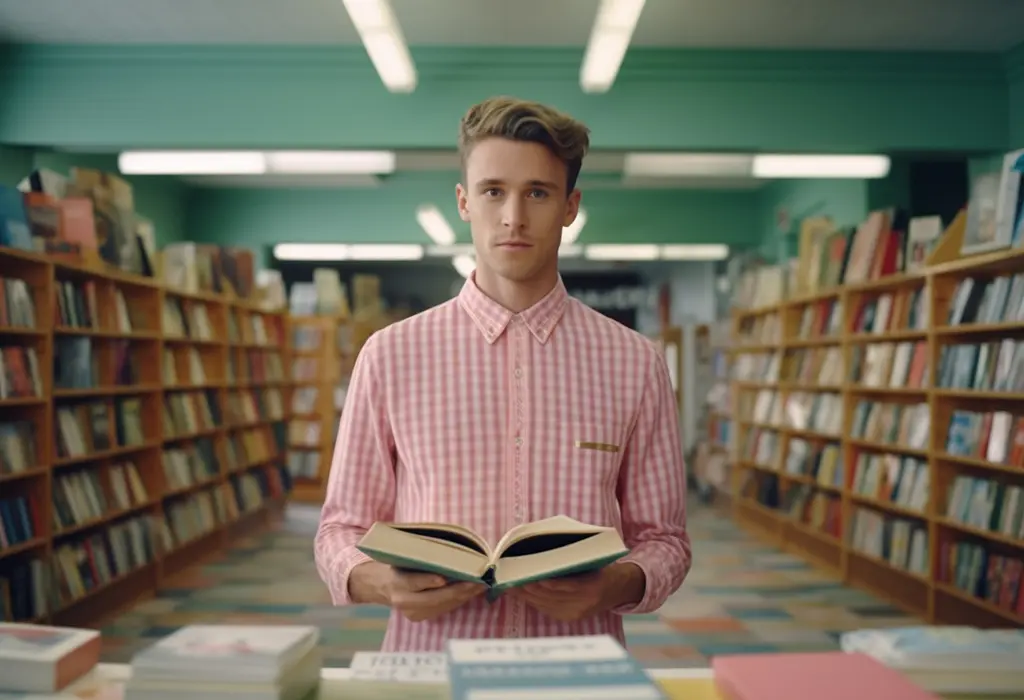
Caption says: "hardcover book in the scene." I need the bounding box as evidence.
[356,514,629,594]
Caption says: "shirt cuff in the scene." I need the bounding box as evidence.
[326,547,375,606]
[610,556,654,615]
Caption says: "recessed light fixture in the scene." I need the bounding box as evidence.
[342,0,417,92]
[118,151,267,175]
[580,0,647,93]
[660,244,730,260]
[416,204,457,246]
[452,254,476,278]
[426,244,476,257]
[118,150,397,176]
[584,244,661,261]
[752,154,891,179]
[623,153,753,178]
[265,151,396,174]
[272,243,423,261]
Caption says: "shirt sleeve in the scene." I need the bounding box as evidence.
[613,342,692,615]
[313,332,396,605]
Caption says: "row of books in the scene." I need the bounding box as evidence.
[946,473,1024,540]
[941,539,1024,617]
[0,275,36,328]
[849,506,930,576]
[947,272,1024,327]
[52,461,149,534]
[782,438,842,488]
[1,465,291,623]
[850,285,928,335]
[938,339,1024,393]
[0,420,37,475]
[56,398,146,460]
[0,344,42,399]
[0,494,37,550]
[851,340,928,389]
[945,409,1024,466]
[851,453,929,513]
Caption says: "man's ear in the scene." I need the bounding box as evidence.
[563,189,582,228]
[455,183,470,222]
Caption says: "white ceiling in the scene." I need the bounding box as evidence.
[1,0,1023,51]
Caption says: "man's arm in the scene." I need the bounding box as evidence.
[613,343,692,615]
[313,333,396,606]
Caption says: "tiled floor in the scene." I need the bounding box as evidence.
[97,500,923,668]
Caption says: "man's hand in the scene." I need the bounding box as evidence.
[510,563,645,623]
[384,569,486,622]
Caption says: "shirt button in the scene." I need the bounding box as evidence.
[514,367,522,378]
[514,436,523,447]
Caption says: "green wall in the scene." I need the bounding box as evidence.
[0,46,1011,153]
[1008,43,1024,147]
[186,172,761,255]
[0,146,33,187]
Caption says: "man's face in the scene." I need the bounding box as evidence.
[456,137,581,285]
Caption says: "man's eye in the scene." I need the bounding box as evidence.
[529,190,548,199]
[484,188,502,197]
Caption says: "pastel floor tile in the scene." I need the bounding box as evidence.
[665,616,747,633]
[94,498,925,669]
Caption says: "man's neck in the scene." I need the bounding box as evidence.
[473,268,559,314]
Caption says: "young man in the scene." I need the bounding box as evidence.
[314,96,691,652]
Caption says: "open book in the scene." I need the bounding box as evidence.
[356,515,629,594]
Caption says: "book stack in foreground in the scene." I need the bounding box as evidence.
[0,622,101,696]
[840,625,1024,695]
[122,625,320,700]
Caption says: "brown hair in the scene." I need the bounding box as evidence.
[458,96,591,194]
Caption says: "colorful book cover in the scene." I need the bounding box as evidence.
[0,624,98,664]
[445,635,665,699]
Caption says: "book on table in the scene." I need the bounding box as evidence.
[356,514,629,593]
[0,623,101,694]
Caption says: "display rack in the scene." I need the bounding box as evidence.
[729,214,1024,628]
[286,315,374,503]
[0,246,291,626]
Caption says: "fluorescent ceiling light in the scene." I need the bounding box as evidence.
[562,206,587,245]
[342,0,417,92]
[753,154,891,179]
[266,151,396,174]
[584,244,660,261]
[427,244,476,257]
[273,243,349,261]
[348,244,423,260]
[272,243,423,261]
[119,151,266,175]
[558,244,583,258]
[623,153,753,178]
[660,244,730,260]
[416,204,457,246]
[580,0,647,93]
[452,254,476,279]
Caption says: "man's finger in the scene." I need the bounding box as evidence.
[393,570,448,591]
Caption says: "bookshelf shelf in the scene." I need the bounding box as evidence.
[0,245,293,627]
[729,212,1024,628]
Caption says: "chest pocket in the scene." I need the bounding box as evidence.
[531,421,624,519]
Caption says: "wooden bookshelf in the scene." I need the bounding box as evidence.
[0,246,292,627]
[729,220,1024,629]
[286,314,373,503]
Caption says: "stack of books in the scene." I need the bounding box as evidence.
[342,651,447,699]
[123,625,320,700]
[840,625,1024,695]
[0,622,101,696]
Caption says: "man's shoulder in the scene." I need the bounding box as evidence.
[565,297,660,360]
[362,298,460,355]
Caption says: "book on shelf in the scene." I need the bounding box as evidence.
[445,634,665,700]
[357,515,628,595]
[0,623,100,694]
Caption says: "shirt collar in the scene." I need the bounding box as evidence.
[457,272,569,345]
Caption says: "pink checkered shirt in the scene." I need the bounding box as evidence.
[314,275,691,652]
